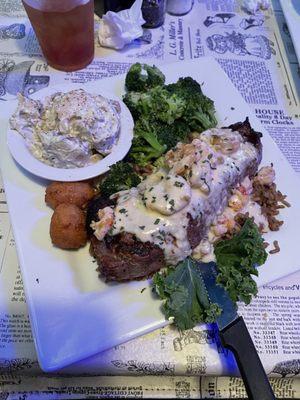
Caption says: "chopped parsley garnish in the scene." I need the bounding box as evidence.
[119,208,127,214]
[139,225,145,230]
[154,219,160,225]
[174,181,184,188]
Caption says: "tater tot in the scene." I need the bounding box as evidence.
[45,181,95,210]
[50,203,87,249]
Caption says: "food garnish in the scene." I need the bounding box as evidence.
[214,218,267,304]
[153,258,222,330]
[154,218,267,329]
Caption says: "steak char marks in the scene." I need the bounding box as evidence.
[90,234,165,281]
[88,119,263,281]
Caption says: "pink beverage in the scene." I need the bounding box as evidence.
[22,0,94,72]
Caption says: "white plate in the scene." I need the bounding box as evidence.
[1,58,300,372]
[280,0,300,65]
[7,84,134,181]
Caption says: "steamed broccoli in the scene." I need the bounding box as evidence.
[123,91,146,120]
[123,65,218,167]
[124,86,185,125]
[149,87,186,125]
[166,77,217,130]
[155,119,190,149]
[100,162,141,198]
[128,119,167,166]
[128,118,190,166]
[125,63,165,92]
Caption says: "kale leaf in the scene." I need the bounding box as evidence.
[214,218,268,304]
[153,219,268,330]
[153,258,222,330]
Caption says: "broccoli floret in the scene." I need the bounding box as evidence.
[128,117,190,166]
[154,155,167,169]
[123,91,154,121]
[123,91,145,121]
[155,119,190,149]
[148,87,186,125]
[100,162,141,198]
[166,77,217,131]
[128,119,167,166]
[129,137,165,167]
[125,63,165,92]
[166,77,203,99]
[184,94,218,131]
[124,86,185,125]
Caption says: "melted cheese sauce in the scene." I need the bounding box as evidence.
[106,128,260,265]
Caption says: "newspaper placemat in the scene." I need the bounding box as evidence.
[0,0,299,398]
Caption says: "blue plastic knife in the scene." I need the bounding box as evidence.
[197,261,275,400]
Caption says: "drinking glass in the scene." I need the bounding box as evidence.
[22,0,95,72]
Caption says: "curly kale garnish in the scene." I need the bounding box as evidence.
[214,218,268,304]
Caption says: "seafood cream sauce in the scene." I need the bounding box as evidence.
[92,128,267,265]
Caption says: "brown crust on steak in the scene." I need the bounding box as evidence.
[226,117,262,165]
[90,233,165,282]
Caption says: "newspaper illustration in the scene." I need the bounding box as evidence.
[0,23,25,40]
[0,0,299,398]
[206,32,275,59]
[0,59,49,99]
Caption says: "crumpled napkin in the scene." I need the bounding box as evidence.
[98,0,145,50]
[242,0,270,14]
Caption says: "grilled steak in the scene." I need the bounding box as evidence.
[88,119,263,281]
[90,234,164,281]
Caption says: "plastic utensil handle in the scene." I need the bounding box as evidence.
[220,316,275,400]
